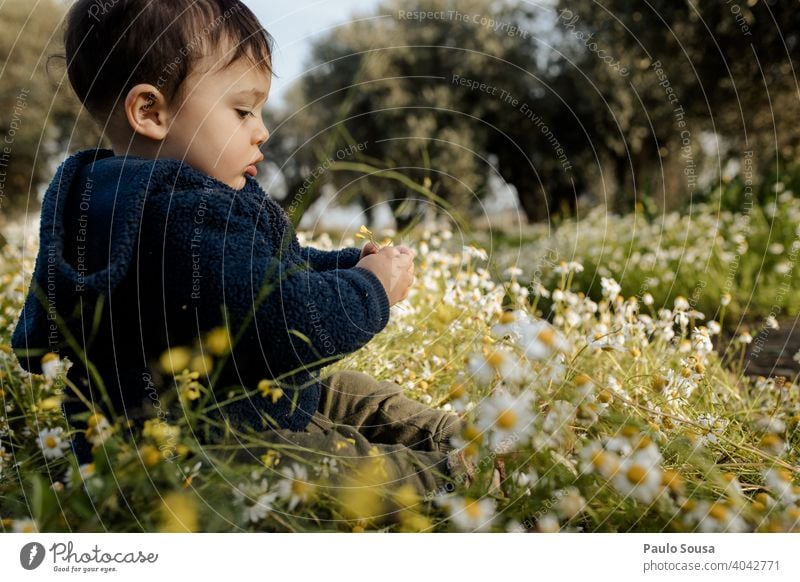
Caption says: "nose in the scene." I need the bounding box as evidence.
[255,119,269,147]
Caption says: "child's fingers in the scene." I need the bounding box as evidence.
[360,242,380,258]
[396,245,416,257]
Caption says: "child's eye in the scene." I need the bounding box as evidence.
[236,109,255,119]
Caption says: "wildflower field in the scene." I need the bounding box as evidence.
[1,198,800,533]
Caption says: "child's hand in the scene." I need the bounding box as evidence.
[355,246,415,306]
[359,241,380,260]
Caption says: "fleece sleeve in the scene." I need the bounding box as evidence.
[142,191,390,389]
[301,246,362,271]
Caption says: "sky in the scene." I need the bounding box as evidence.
[248,0,383,107]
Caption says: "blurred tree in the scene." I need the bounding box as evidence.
[553,0,800,212]
[0,0,104,215]
[268,0,588,226]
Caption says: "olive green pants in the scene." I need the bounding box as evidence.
[228,370,465,499]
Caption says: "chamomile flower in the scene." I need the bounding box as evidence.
[684,500,749,532]
[600,277,621,301]
[12,519,38,533]
[492,312,569,361]
[85,413,113,447]
[762,469,799,506]
[611,456,664,505]
[475,390,536,450]
[536,513,561,532]
[233,478,278,524]
[556,487,586,520]
[439,496,496,532]
[466,346,527,387]
[275,463,316,511]
[40,352,65,380]
[691,327,713,356]
[37,427,70,459]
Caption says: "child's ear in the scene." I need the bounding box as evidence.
[123,84,170,140]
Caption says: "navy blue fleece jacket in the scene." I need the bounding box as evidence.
[11,148,390,457]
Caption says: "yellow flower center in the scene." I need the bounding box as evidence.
[499,311,516,324]
[591,450,608,469]
[292,480,314,499]
[708,503,728,521]
[464,443,480,458]
[45,437,58,449]
[597,390,612,403]
[486,351,505,368]
[661,470,683,493]
[537,328,555,347]
[626,465,648,485]
[463,424,482,442]
[449,383,466,399]
[621,425,639,438]
[574,373,591,386]
[464,499,482,520]
[496,409,517,429]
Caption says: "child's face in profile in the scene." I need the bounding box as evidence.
[161,51,271,190]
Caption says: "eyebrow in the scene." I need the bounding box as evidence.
[233,88,268,101]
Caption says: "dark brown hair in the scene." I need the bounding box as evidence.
[60,0,274,123]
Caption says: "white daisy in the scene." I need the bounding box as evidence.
[492,313,570,362]
[12,519,38,533]
[86,414,113,447]
[611,456,663,505]
[475,390,536,450]
[37,427,70,460]
[466,347,528,388]
[763,469,799,506]
[600,277,621,301]
[684,500,750,532]
[536,513,561,532]
[439,496,496,532]
[691,327,713,356]
[556,487,586,520]
[233,477,278,523]
[275,463,315,511]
